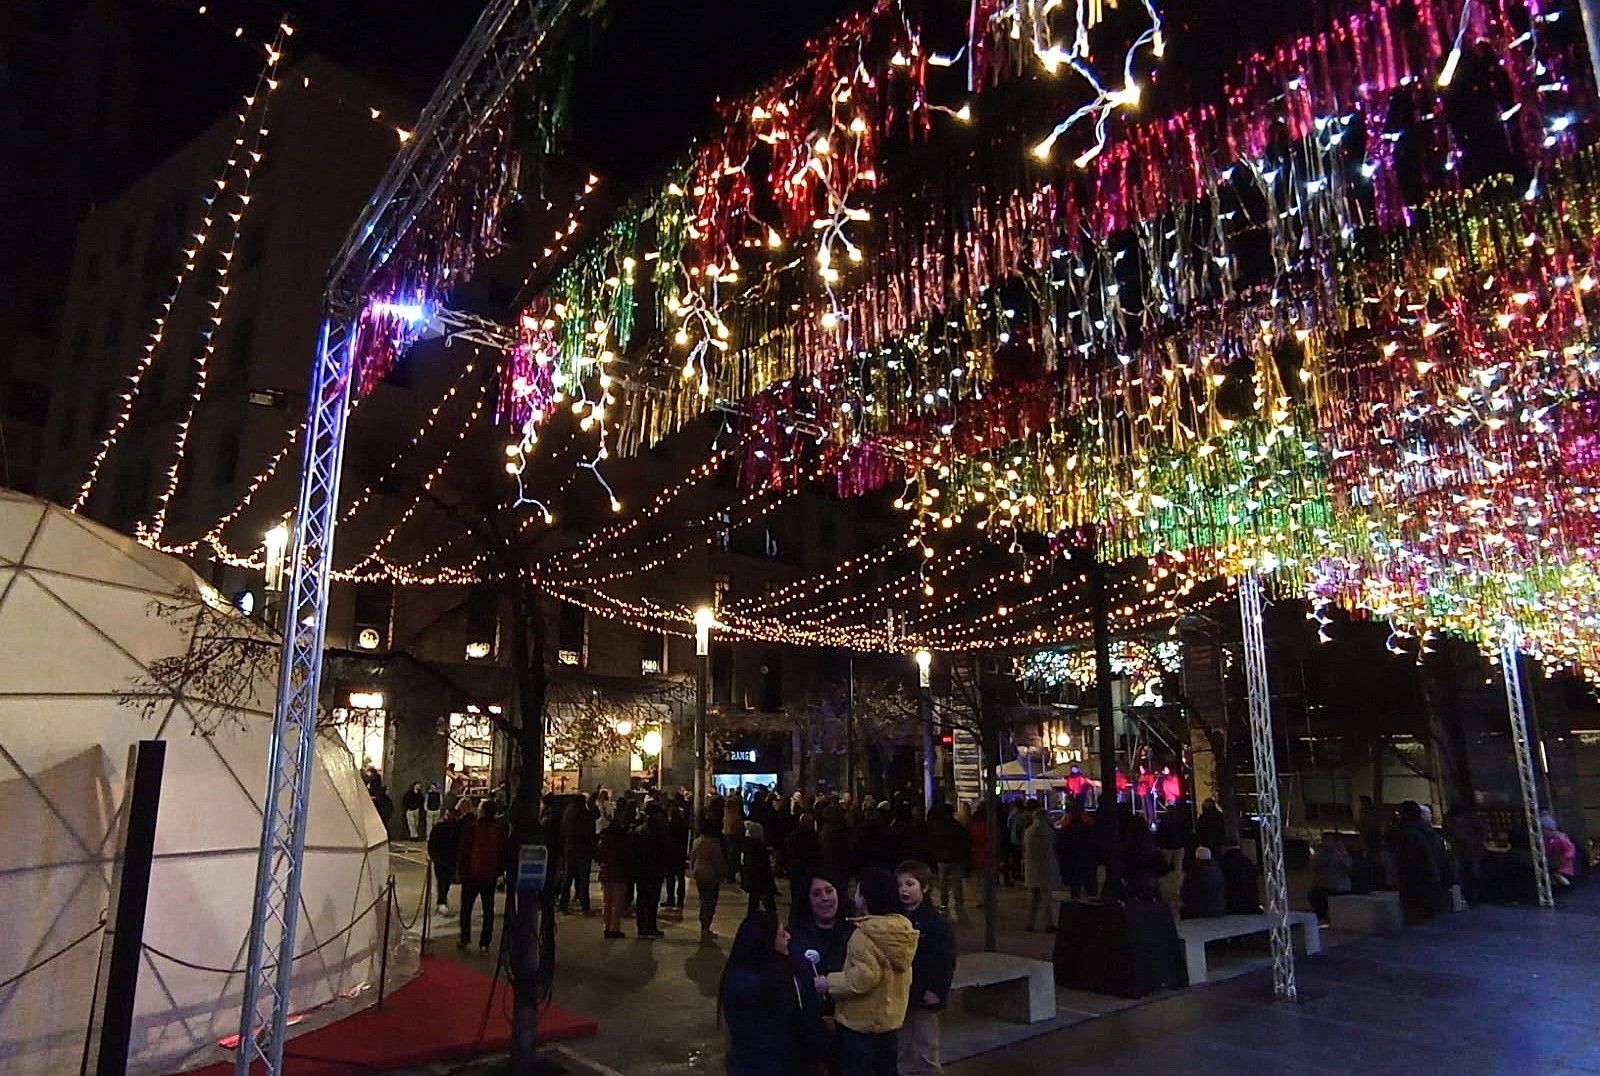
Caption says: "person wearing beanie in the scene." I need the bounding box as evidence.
[1179,844,1226,919]
[812,866,919,1076]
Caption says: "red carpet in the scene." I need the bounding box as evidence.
[185,954,598,1075]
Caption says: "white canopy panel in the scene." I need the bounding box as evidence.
[0,491,391,1075]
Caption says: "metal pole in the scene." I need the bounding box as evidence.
[376,877,393,1009]
[917,650,935,811]
[237,320,355,1075]
[846,653,857,801]
[86,740,165,1076]
[1578,0,1600,103]
[694,641,709,833]
[1500,630,1554,908]
[1089,554,1121,901]
[1238,573,1296,1001]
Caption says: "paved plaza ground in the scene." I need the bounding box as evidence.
[374,844,1600,1076]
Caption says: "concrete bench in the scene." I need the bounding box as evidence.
[1177,912,1321,985]
[949,951,1056,1023]
[1328,891,1404,933]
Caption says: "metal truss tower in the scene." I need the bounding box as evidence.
[234,2,577,1071]
[1238,572,1297,1001]
[1500,630,1555,910]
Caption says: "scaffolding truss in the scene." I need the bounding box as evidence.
[1239,572,1296,1001]
[235,2,577,1071]
[1500,631,1555,910]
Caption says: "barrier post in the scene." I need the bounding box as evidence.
[376,877,394,1008]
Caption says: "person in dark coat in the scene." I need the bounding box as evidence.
[1121,818,1169,902]
[1194,798,1227,855]
[632,801,670,937]
[897,860,956,1076]
[928,802,971,919]
[1219,843,1261,914]
[400,781,425,839]
[786,813,824,911]
[596,807,634,939]
[819,806,852,882]
[1179,846,1227,919]
[719,911,809,1076]
[371,782,394,836]
[789,874,855,1069]
[1388,800,1453,922]
[852,808,896,876]
[427,805,463,914]
[560,794,597,914]
[1055,803,1099,899]
[742,821,779,915]
[666,803,691,910]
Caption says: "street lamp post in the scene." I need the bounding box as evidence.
[262,520,290,629]
[694,607,714,832]
[915,649,934,811]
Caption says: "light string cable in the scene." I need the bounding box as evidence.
[72,24,291,513]
[340,374,494,576]
[144,23,289,542]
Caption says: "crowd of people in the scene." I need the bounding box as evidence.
[395,773,1587,1073]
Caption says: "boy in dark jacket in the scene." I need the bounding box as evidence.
[896,860,956,1076]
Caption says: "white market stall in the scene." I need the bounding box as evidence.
[0,491,395,1075]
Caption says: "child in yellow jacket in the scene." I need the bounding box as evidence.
[813,867,918,1076]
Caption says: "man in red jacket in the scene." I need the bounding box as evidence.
[457,800,507,951]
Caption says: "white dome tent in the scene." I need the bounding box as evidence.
[0,491,396,1075]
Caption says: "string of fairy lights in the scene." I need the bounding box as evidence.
[79,0,1600,680]
[143,24,288,544]
[72,26,289,514]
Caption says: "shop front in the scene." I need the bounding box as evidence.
[713,734,789,807]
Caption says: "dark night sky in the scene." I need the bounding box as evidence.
[130,0,862,187]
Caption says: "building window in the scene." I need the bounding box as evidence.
[229,318,255,376]
[760,651,783,712]
[353,582,393,650]
[465,588,499,660]
[5,381,51,426]
[711,641,734,707]
[558,602,585,667]
[640,630,664,676]
[240,219,264,271]
[332,703,388,774]
[447,706,499,794]
[103,304,122,348]
[216,430,241,485]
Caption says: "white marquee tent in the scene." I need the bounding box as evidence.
[0,491,393,1075]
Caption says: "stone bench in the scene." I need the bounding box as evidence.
[1177,911,1321,985]
[1328,891,1404,933]
[950,951,1056,1023]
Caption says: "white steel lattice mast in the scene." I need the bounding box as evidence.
[234,2,577,1071]
[1238,572,1296,1001]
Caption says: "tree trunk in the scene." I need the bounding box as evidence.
[506,577,550,1076]
[978,666,1001,953]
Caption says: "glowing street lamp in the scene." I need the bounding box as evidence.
[693,605,716,830]
[263,520,290,593]
[694,606,717,657]
[641,729,663,756]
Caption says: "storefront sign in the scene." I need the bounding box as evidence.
[952,727,983,808]
[516,843,548,893]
